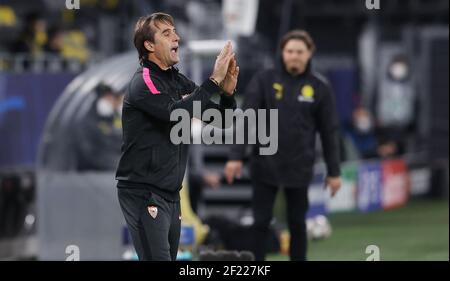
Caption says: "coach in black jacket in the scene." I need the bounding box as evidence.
[225,30,341,261]
[116,13,238,261]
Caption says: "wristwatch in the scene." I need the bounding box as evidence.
[209,77,221,87]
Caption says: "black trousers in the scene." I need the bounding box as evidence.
[251,180,309,261]
[118,188,181,261]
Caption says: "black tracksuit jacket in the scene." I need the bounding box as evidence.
[229,62,341,187]
[116,59,236,201]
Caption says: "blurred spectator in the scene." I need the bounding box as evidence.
[60,30,90,63]
[373,55,417,158]
[75,83,123,171]
[0,5,17,27]
[344,105,411,159]
[343,106,378,159]
[11,12,47,56]
[376,127,406,158]
[44,26,64,55]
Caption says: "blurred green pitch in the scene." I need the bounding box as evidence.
[268,199,449,261]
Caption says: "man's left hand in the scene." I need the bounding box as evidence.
[326,176,341,197]
[221,57,239,95]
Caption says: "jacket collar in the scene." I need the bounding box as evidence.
[142,58,179,76]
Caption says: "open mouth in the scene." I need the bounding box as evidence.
[171,46,179,54]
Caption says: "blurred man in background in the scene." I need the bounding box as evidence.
[225,30,341,261]
[11,12,47,56]
[343,106,379,159]
[115,12,238,261]
[44,26,64,55]
[75,83,123,171]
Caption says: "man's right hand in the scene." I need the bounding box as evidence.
[224,160,243,184]
[211,41,235,84]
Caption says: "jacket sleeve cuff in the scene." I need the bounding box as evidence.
[201,79,222,95]
[327,165,341,178]
[220,93,237,109]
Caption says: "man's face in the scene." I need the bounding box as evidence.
[352,107,373,133]
[146,21,180,69]
[282,39,312,75]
